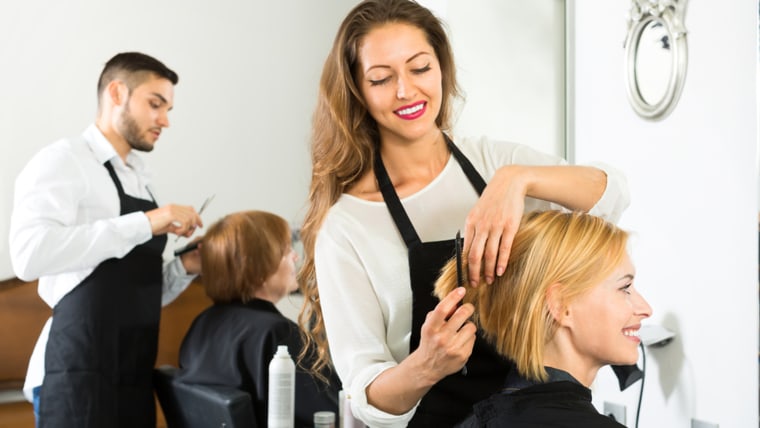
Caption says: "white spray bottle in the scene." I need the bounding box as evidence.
[267,345,295,428]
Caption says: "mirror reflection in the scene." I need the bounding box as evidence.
[635,18,673,106]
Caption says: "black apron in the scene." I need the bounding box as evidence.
[39,161,166,428]
[374,135,512,427]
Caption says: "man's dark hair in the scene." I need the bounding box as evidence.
[96,52,178,103]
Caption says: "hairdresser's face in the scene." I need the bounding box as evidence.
[566,253,652,368]
[116,74,173,152]
[262,246,299,303]
[357,22,442,145]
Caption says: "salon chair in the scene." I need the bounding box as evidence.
[153,365,257,428]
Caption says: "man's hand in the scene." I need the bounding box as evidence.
[145,204,203,237]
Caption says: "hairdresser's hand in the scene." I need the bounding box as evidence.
[364,288,475,415]
[179,236,203,275]
[414,287,476,384]
[145,204,203,237]
[464,165,527,287]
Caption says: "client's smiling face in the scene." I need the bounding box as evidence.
[564,253,652,368]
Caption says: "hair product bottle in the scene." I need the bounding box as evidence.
[268,345,295,428]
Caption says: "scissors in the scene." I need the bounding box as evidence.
[196,194,215,217]
[173,194,215,243]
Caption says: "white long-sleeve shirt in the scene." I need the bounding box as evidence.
[315,136,630,428]
[9,124,196,401]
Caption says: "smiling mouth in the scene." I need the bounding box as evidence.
[623,328,640,338]
[395,102,426,119]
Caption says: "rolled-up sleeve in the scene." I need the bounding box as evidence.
[484,139,630,223]
[161,257,196,306]
[344,361,416,428]
[585,161,630,224]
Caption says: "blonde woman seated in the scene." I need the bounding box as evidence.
[434,210,651,427]
[178,210,340,428]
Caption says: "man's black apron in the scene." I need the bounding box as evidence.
[374,135,512,427]
[39,161,166,428]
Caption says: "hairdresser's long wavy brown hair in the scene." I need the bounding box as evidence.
[297,0,461,375]
[434,211,629,382]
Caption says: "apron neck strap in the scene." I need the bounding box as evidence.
[103,160,126,198]
[373,134,486,249]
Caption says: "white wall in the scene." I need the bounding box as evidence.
[571,1,758,427]
[0,1,566,281]
[442,0,565,157]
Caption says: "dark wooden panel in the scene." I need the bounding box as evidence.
[0,278,48,383]
[156,280,213,367]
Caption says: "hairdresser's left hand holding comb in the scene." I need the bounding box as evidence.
[365,287,476,415]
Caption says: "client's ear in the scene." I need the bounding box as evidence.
[545,282,568,325]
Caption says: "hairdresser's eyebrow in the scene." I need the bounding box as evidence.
[365,51,433,72]
[405,51,432,63]
[617,274,635,282]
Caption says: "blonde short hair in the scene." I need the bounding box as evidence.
[434,210,629,381]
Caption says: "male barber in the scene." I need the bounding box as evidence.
[10,52,201,428]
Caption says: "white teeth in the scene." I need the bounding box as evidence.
[623,329,640,337]
[397,103,424,115]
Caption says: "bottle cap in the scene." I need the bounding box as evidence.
[314,411,336,424]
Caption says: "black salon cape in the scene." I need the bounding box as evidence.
[457,380,625,428]
[177,298,340,428]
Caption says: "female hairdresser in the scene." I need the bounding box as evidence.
[436,210,651,427]
[177,211,339,428]
[298,0,629,426]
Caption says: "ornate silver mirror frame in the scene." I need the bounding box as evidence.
[624,0,688,120]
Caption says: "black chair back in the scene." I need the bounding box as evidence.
[154,365,257,428]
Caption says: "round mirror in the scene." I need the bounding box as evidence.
[624,2,688,120]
